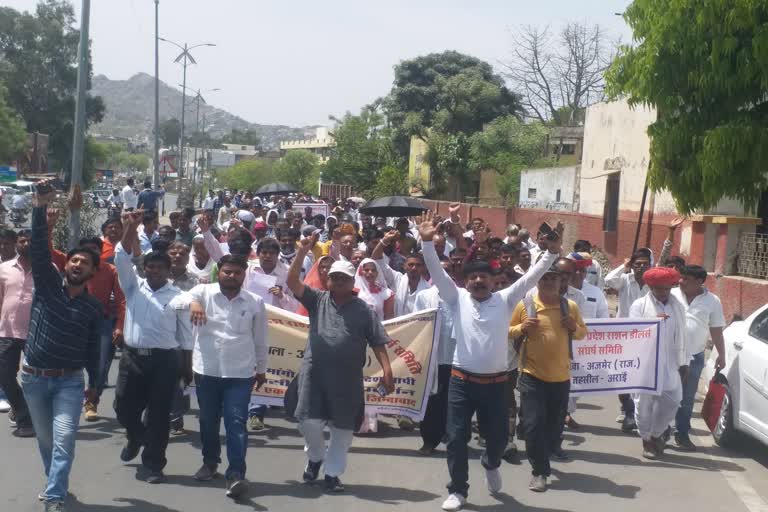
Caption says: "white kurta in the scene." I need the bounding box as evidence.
[630,293,687,441]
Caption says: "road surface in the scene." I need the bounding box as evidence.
[2,372,768,512]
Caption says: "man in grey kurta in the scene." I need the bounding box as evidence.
[286,240,395,493]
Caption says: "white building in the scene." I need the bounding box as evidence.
[519,166,578,211]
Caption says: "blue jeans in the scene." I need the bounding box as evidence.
[21,370,85,503]
[446,375,508,498]
[195,373,253,480]
[675,351,706,436]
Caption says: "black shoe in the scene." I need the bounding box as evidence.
[8,409,17,427]
[674,433,697,452]
[551,447,569,461]
[226,478,247,498]
[662,426,672,443]
[120,440,142,462]
[621,415,637,433]
[324,475,345,493]
[146,470,166,484]
[194,463,218,481]
[12,425,35,438]
[303,460,322,482]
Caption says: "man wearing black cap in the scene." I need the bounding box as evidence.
[419,210,562,512]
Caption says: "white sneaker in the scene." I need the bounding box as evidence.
[441,493,467,511]
[485,467,502,494]
[0,400,10,413]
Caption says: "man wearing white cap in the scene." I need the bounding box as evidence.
[286,239,395,493]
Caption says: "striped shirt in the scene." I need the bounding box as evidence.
[23,207,104,387]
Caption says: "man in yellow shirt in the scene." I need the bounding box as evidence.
[510,264,587,493]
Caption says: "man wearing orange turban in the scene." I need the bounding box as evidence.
[629,267,688,459]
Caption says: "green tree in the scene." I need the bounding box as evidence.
[159,118,181,148]
[372,165,408,197]
[274,150,318,194]
[382,51,524,193]
[0,1,105,176]
[0,83,25,163]
[323,107,403,196]
[606,1,768,213]
[468,116,548,203]
[217,159,279,191]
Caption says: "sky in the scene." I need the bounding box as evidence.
[5,0,633,127]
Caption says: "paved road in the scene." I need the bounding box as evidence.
[2,371,768,512]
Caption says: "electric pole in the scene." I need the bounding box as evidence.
[153,0,160,189]
[68,0,91,249]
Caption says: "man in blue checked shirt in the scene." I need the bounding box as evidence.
[21,181,103,512]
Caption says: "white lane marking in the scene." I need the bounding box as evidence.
[692,419,768,512]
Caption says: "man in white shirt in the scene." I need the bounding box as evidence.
[121,178,138,211]
[202,190,216,212]
[419,210,561,512]
[605,250,652,432]
[629,267,688,460]
[573,240,604,288]
[671,265,726,451]
[372,230,431,317]
[113,211,193,484]
[187,254,268,499]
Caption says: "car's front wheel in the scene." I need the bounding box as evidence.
[713,384,736,447]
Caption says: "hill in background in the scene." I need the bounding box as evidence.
[90,73,316,149]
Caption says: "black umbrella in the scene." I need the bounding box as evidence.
[359,196,427,218]
[254,182,298,196]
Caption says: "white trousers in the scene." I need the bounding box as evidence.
[634,386,682,441]
[299,419,354,478]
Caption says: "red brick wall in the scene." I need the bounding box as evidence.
[708,275,768,322]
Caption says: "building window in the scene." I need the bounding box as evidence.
[528,188,537,199]
[603,173,620,232]
[556,189,561,202]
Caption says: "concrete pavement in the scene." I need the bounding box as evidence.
[2,373,768,512]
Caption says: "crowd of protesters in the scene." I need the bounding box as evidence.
[0,181,727,512]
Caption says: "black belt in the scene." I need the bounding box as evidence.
[125,346,173,357]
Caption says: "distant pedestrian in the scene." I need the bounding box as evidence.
[121,177,137,211]
[136,180,165,212]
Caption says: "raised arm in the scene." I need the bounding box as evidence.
[197,215,225,263]
[657,217,683,267]
[114,210,143,296]
[604,262,629,291]
[287,235,314,299]
[419,211,458,305]
[501,235,561,309]
[29,183,61,295]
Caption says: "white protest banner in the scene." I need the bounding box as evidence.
[252,305,440,421]
[292,202,329,219]
[569,318,661,396]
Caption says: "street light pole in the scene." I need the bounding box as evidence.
[179,44,188,197]
[158,38,215,206]
[153,0,160,189]
[68,0,91,249]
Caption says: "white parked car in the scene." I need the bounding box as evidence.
[703,303,768,447]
